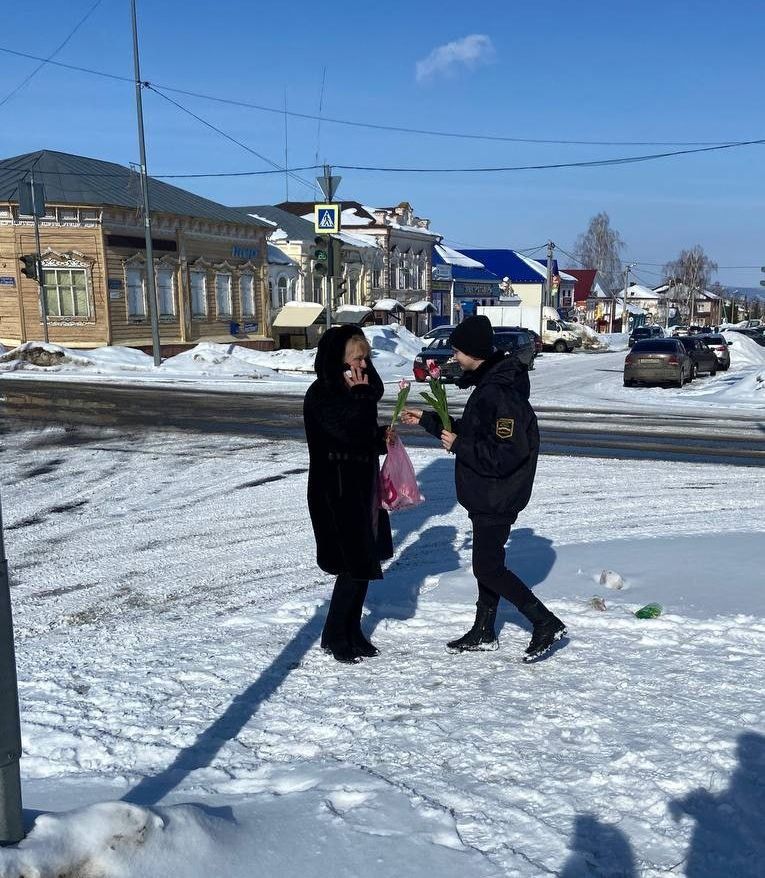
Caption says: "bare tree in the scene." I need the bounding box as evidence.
[573,212,625,293]
[663,245,718,324]
[663,245,718,293]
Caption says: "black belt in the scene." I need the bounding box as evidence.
[327,451,375,463]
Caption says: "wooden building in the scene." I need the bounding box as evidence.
[0,150,273,353]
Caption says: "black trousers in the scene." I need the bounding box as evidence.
[470,514,534,612]
[321,573,369,647]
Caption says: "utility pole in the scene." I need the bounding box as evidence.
[623,263,635,333]
[545,241,554,310]
[130,0,162,367]
[316,164,341,330]
[29,172,49,344]
[0,490,24,845]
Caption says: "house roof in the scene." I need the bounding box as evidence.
[625,283,658,300]
[532,257,578,282]
[277,201,376,226]
[434,244,484,268]
[0,150,269,227]
[460,249,565,284]
[234,204,314,240]
[564,268,597,303]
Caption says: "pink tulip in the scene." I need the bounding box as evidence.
[425,359,441,379]
[398,378,411,392]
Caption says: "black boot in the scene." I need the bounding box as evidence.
[520,596,566,662]
[322,576,362,664]
[447,602,499,652]
[346,579,379,657]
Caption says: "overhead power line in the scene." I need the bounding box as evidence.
[0,45,759,148]
[146,85,315,192]
[0,1,104,108]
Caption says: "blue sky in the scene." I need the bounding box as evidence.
[1,0,763,289]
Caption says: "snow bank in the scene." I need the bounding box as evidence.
[724,331,765,367]
[597,332,629,351]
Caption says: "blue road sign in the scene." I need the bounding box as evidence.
[314,203,341,234]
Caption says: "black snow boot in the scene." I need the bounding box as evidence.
[447,602,499,652]
[520,596,566,662]
[347,580,379,657]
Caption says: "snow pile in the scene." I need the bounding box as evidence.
[724,331,765,367]
[0,341,93,371]
[363,322,421,381]
[161,343,280,379]
[565,322,608,350]
[596,332,629,351]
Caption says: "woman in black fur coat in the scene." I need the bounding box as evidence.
[303,325,393,663]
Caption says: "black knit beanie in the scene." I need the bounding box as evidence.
[449,315,494,359]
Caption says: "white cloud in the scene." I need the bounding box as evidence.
[415,34,495,83]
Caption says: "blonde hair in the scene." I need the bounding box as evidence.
[345,335,371,360]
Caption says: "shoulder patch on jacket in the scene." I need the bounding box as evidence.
[496,418,515,439]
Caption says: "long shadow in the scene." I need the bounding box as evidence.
[366,524,460,634]
[669,730,765,878]
[494,527,557,636]
[365,456,457,633]
[559,813,637,877]
[122,603,327,806]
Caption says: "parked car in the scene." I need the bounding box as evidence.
[412,329,535,382]
[623,338,693,387]
[698,334,732,370]
[676,335,718,376]
[492,325,543,357]
[628,324,664,348]
[420,324,455,342]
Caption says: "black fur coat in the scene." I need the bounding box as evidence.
[303,326,393,580]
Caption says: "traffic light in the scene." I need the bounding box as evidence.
[19,254,38,281]
[334,275,347,308]
[760,266,765,288]
[313,236,329,275]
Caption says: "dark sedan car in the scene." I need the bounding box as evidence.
[413,330,535,382]
[623,338,693,387]
[676,335,718,376]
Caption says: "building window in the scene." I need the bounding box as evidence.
[190,270,207,317]
[42,268,89,317]
[276,275,290,307]
[126,267,146,318]
[156,268,175,317]
[215,273,232,316]
[399,264,410,290]
[240,272,255,316]
[371,268,382,288]
[57,207,79,222]
[349,274,359,305]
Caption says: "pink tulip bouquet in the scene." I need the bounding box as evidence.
[420,359,452,431]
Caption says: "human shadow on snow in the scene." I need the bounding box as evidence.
[493,527,557,637]
[122,458,457,806]
[366,457,458,634]
[559,814,637,877]
[668,730,765,878]
[121,604,327,806]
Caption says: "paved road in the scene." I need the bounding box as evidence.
[2,377,764,467]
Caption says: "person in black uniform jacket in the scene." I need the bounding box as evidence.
[402,315,566,661]
[303,325,394,664]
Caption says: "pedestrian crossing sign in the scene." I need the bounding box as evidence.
[314,203,341,234]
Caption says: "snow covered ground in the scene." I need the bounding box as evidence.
[1,425,763,877]
[2,327,763,415]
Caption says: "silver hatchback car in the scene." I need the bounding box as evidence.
[624,338,693,388]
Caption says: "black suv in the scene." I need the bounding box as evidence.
[413,329,535,382]
[628,324,664,348]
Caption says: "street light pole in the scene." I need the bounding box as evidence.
[0,491,24,845]
[623,263,635,333]
[130,0,162,367]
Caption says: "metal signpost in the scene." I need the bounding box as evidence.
[0,491,24,845]
[315,166,341,329]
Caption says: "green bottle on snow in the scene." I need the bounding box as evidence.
[635,603,663,619]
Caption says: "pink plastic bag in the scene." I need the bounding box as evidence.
[379,435,425,511]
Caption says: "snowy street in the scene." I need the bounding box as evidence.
[1,424,763,877]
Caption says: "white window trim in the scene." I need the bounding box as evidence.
[155,265,177,318]
[239,271,255,317]
[215,272,233,318]
[41,263,92,319]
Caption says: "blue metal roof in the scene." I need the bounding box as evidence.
[433,247,500,283]
[460,249,544,283]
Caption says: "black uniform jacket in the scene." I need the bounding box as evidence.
[303,326,393,580]
[420,350,539,521]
